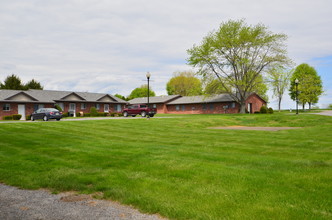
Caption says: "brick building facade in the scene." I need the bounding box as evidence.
[129,93,266,114]
[0,89,127,120]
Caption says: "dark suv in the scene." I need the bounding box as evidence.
[122,104,157,117]
[31,108,62,121]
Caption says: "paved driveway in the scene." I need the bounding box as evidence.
[0,116,174,123]
[0,184,163,220]
[311,110,332,116]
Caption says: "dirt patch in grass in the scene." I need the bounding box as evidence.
[60,191,104,202]
[208,126,302,131]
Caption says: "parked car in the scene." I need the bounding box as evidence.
[122,104,157,117]
[31,108,62,121]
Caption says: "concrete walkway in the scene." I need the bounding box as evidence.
[0,116,175,123]
[310,110,332,116]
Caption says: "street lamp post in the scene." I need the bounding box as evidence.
[295,78,299,115]
[146,72,151,119]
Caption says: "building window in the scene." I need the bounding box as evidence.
[69,103,76,111]
[209,104,214,110]
[3,104,10,111]
[153,104,157,108]
[202,104,207,110]
[114,104,121,112]
[176,105,180,111]
[34,104,44,111]
[230,102,236,108]
[95,104,100,110]
[104,104,109,112]
[81,103,87,110]
[182,105,186,111]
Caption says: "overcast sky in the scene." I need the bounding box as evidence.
[1,0,331,109]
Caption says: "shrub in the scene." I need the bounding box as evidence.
[84,113,90,117]
[54,104,63,112]
[260,106,268,114]
[97,112,108,117]
[77,112,81,117]
[90,107,98,116]
[62,112,69,117]
[110,112,116,117]
[3,115,13,120]
[117,113,123,117]
[254,111,260,114]
[268,107,274,114]
[12,114,22,120]
[26,115,31,120]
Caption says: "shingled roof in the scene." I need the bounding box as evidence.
[0,89,127,104]
[128,95,181,104]
[167,94,235,105]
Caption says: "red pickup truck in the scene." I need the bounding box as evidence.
[122,104,157,117]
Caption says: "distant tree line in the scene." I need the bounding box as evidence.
[0,74,43,90]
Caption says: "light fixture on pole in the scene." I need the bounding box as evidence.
[295,78,299,115]
[146,72,151,119]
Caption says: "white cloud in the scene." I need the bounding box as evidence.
[0,0,331,108]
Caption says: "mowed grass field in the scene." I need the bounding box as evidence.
[0,113,331,219]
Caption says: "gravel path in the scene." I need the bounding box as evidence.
[311,110,332,116]
[0,184,164,220]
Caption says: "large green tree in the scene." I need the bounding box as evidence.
[268,66,292,111]
[114,94,128,101]
[0,74,24,90]
[24,79,43,90]
[187,19,290,113]
[0,74,43,90]
[127,85,156,100]
[203,75,268,102]
[166,71,203,96]
[289,63,323,110]
[204,78,227,95]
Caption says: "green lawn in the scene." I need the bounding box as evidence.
[0,113,331,219]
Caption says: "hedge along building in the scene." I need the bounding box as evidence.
[128,93,267,114]
[0,89,127,120]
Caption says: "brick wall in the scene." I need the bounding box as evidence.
[245,94,266,113]
[60,102,124,115]
[0,103,18,119]
[0,102,54,120]
[1,102,125,119]
[166,102,240,114]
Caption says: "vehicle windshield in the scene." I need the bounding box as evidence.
[39,108,59,112]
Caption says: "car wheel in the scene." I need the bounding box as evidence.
[149,114,154,117]
[43,115,48,121]
[123,112,128,117]
[131,115,136,117]
[141,111,146,117]
[56,119,60,121]
[31,116,35,121]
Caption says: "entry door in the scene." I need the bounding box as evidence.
[248,103,253,114]
[104,104,109,112]
[18,104,26,120]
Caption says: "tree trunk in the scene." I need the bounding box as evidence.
[309,102,311,110]
[239,102,246,114]
[302,103,305,110]
[278,97,282,112]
